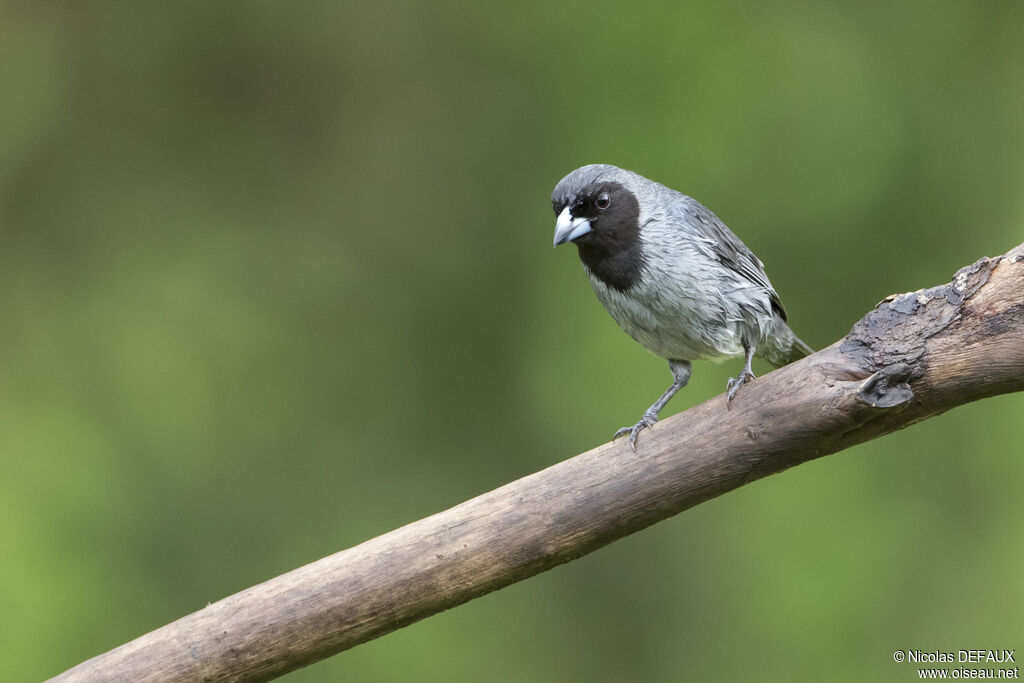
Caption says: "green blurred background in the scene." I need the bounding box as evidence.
[3,2,1022,681]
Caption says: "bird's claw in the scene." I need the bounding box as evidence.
[613,412,659,452]
[725,369,756,408]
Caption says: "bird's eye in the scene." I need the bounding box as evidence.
[595,192,611,210]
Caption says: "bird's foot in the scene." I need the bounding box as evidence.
[613,411,659,452]
[726,369,756,408]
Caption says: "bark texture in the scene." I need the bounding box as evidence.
[51,243,1024,682]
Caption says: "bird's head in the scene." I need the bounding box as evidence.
[551,164,642,250]
[550,164,648,292]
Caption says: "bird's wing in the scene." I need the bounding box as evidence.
[673,197,788,321]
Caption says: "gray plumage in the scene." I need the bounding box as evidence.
[551,163,812,449]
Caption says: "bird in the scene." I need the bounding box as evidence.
[551,164,812,450]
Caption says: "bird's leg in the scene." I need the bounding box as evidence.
[614,359,691,452]
[726,343,757,408]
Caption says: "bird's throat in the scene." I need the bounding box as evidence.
[576,241,644,292]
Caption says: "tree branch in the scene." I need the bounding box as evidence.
[51,242,1024,683]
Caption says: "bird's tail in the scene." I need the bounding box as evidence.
[761,317,814,368]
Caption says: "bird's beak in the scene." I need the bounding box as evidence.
[553,206,592,247]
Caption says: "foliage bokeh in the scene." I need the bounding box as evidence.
[2,2,1022,680]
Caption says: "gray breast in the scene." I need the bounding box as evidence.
[585,224,775,362]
